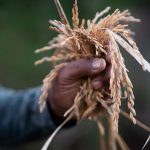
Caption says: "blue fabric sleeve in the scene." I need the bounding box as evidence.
[0,86,57,146]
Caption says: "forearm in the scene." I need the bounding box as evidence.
[0,86,56,146]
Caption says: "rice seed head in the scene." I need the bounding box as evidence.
[72,0,79,29]
[35,0,150,139]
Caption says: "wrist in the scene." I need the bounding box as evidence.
[47,91,77,127]
[47,91,65,122]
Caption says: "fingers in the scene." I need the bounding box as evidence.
[59,58,106,80]
[105,45,111,64]
[92,64,111,90]
[105,49,111,64]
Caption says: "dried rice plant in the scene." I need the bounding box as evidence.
[35,0,150,150]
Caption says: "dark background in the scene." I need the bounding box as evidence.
[0,0,150,150]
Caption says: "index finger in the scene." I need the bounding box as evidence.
[105,45,111,64]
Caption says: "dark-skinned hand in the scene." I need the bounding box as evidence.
[48,51,111,120]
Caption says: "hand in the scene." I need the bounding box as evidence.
[48,57,111,119]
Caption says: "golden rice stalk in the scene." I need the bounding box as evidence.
[38,63,67,112]
[72,0,79,29]
[35,0,150,149]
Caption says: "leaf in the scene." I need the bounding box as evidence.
[107,29,150,72]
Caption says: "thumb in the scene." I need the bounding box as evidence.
[59,58,106,80]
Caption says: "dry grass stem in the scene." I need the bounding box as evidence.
[41,113,74,150]
[35,0,150,149]
[115,133,129,150]
[120,109,150,132]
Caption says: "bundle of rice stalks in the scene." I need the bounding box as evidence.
[35,0,150,149]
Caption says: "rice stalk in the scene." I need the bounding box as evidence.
[35,0,150,149]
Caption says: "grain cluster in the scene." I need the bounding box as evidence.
[35,1,150,149]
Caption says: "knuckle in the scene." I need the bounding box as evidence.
[56,68,68,84]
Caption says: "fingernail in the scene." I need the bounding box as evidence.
[92,58,106,71]
[92,81,103,90]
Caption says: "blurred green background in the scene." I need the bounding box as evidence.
[0,0,149,89]
[0,0,150,150]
